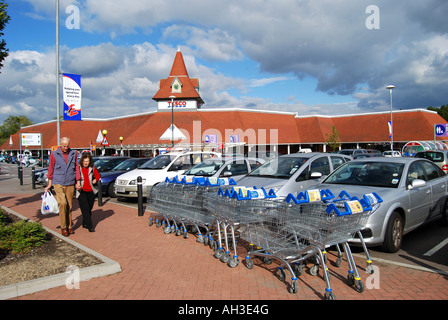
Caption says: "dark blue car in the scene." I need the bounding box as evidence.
[100,157,152,197]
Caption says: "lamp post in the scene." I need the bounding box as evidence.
[169,95,176,147]
[119,136,124,156]
[386,85,395,151]
[102,129,108,156]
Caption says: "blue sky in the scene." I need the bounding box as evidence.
[1,0,447,124]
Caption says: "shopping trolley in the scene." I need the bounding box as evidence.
[147,175,236,243]
[203,186,279,269]
[280,189,382,299]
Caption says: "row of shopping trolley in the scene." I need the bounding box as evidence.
[147,175,383,300]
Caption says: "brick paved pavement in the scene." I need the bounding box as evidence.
[1,191,447,302]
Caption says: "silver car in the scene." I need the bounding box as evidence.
[311,157,448,252]
[236,152,351,197]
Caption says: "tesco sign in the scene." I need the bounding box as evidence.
[158,100,198,111]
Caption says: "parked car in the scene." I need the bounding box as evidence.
[365,149,382,156]
[94,156,130,172]
[114,151,220,199]
[34,168,48,185]
[352,153,382,160]
[309,157,448,252]
[100,157,153,197]
[181,157,265,182]
[414,150,448,174]
[235,152,351,197]
[383,150,401,157]
[337,149,367,156]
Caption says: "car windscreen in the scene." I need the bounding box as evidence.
[139,155,175,169]
[184,159,226,176]
[247,157,308,179]
[414,152,444,163]
[324,161,405,188]
[111,159,147,171]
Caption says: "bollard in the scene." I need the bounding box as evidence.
[97,179,103,207]
[31,166,36,189]
[19,165,23,186]
[137,176,144,216]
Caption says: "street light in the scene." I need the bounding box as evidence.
[102,129,108,156]
[386,85,395,151]
[169,95,176,147]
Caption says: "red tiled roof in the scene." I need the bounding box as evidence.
[2,109,445,151]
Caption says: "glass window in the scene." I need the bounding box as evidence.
[310,156,330,175]
[420,161,444,180]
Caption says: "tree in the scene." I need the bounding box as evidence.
[325,126,341,151]
[0,115,34,146]
[428,105,448,122]
[0,1,10,72]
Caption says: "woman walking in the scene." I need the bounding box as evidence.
[76,153,101,232]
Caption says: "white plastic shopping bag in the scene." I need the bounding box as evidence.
[41,191,59,215]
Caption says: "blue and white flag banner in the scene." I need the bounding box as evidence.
[63,73,82,121]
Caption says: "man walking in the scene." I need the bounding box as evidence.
[45,137,81,236]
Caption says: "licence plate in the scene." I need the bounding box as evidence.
[116,187,125,193]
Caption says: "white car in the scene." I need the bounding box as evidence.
[114,151,220,198]
[383,150,402,157]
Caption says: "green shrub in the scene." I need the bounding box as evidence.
[0,210,47,254]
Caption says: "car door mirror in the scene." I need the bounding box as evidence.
[310,171,322,179]
[408,178,426,190]
[222,171,233,177]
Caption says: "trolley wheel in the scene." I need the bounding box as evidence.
[289,280,298,294]
[354,280,365,293]
[175,229,181,236]
[277,269,286,282]
[214,249,224,259]
[366,264,375,274]
[292,263,303,276]
[148,219,153,227]
[347,273,355,285]
[228,258,239,268]
[335,257,342,268]
[262,257,273,265]
[220,252,230,263]
[310,264,319,276]
[164,227,171,234]
[324,291,336,300]
[156,221,161,228]
[203,236,208,246]
[183,232,189,239]
[196,235,204,243]
[244,258,254,269]
[209,239,215,249]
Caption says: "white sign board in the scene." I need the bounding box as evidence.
[158,100,198,111]
[21,133,42,146]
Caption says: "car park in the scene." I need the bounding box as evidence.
[337,149,367,156]
[100,157,153,197]
[235,152,351,197]
[114,151,220,198]
[414,150,448,174]
[181,156,265,182]
[310,157,448,252]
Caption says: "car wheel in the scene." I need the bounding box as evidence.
[108,183,116,198]
[382,211,403,253]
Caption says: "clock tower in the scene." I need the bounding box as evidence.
[153,48,204,111]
